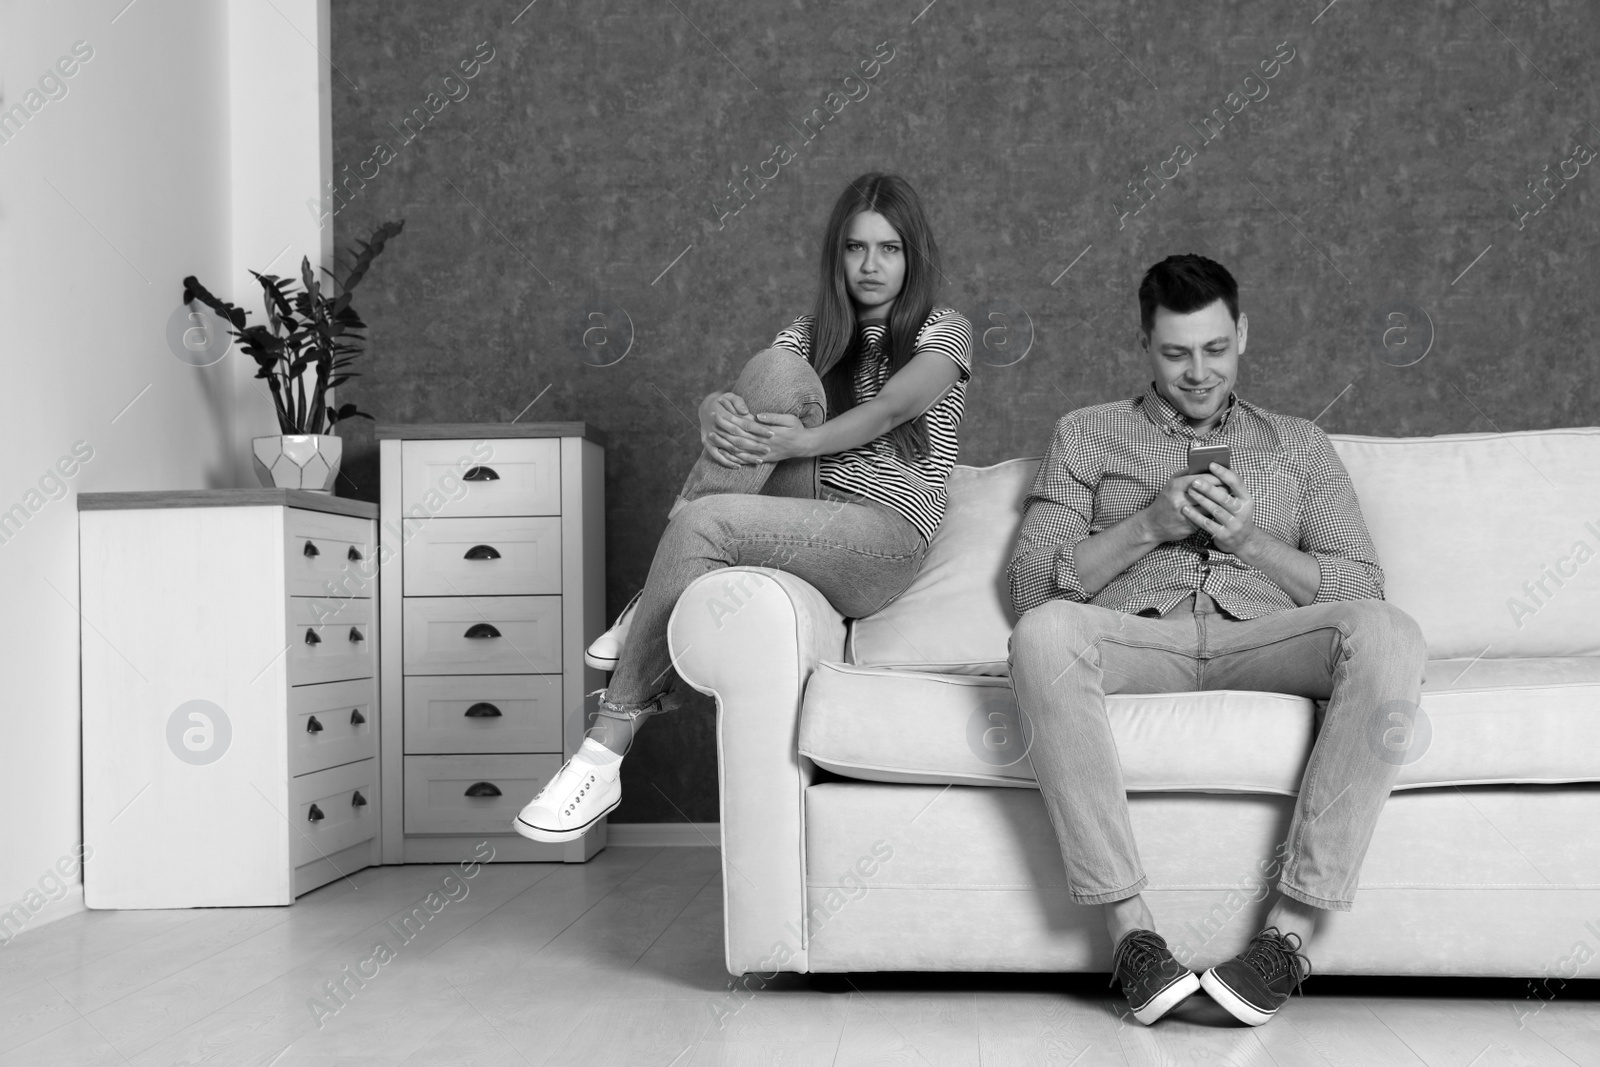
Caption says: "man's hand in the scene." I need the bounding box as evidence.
[698,391,768,468]
[1140,472,1209,543]
[1186,464,1322,604]
[1184,464,1258,556]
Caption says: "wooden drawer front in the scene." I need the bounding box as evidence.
[404,674,563,754]
[402,596,560,675]
[288,597,375,686]
[404,754,561,834]
[404,517,562,597]
[401,439,559,518]
[292,758,377,866]
[285,509,375,599]
[289,678,378,777]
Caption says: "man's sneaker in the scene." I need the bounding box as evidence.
[1110,929,1200,1025]
[1200,927,1312,1026]
[512,739,623,843]
[584,592,642,671]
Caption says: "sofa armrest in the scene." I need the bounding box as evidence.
[668,566,846,975]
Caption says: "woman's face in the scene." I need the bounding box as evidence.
[842,211,905,323]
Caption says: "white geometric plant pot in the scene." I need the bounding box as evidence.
[251,434,343,493]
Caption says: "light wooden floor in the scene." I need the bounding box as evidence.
[2,846,1596,1066]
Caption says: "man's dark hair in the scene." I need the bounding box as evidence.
[1138,254,1239,336]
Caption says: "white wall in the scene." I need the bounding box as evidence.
[0,0,329,937]
[226,0,333,484]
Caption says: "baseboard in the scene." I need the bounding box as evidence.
[0,883,84,944]
[606,822,721,847]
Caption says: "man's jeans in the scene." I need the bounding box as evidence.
[604,348,926,709]
[1008,591,1428,911]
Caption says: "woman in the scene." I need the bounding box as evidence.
[514,172,973,842]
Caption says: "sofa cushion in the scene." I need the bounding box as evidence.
[848,428,1600,673]
[847,459,1032,674]
[799,658,1600,794]
[802,662,1317,795]
[1332,429,1600,659]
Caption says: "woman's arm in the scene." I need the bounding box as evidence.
[747,347,963,461]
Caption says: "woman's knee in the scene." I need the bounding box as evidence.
[665,495,725,537]
[662,495,746,555]
[735,349,826,425]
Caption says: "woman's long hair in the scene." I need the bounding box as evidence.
[810,173,942,461]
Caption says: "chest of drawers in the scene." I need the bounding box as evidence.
[79,490,381,907]
[376,423,606,863]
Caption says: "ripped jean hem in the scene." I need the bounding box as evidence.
[594,688,680,722]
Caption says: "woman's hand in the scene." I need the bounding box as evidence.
[749,413,815,464]
[699,391,769,468]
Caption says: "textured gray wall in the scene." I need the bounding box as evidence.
[330,0,1598,822]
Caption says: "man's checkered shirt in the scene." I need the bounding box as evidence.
[1006,384,1385,619]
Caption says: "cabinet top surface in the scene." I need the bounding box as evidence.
[78,489,377,519]
[376,422,605,445]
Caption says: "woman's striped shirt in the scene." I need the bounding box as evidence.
[769,307,973,543]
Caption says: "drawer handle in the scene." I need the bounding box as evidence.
[464,702,502,718]
[305,629,322,646]
[308,803,325,822]
[350,708,367,725]
[464,781,502,798]
[348,546,364,562]
[306,715,324,734]
[351,790,368,808]
[463,623,501,640]
[463,544,502,561]
[463,466,500,482]
[303,540,320,558]
[348,627,365,643]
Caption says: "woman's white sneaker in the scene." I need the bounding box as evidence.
[512,739,623,843]
[584,592,642,671]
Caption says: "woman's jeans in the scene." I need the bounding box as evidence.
[1008,590,1428,912]
[602,348,926,716]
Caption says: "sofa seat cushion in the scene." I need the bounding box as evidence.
[801,662,1317,795]
[1412,656,1600,787]
[799,658,1600,795]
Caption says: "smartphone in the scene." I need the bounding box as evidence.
[1185,443,1231,478]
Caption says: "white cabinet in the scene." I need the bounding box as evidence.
[377,423,606,863]
[79,490,381,908]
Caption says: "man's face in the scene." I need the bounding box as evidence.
[1142,299,1247,431]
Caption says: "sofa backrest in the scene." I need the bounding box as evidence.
[848,428,1600,672]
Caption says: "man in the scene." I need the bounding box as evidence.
[1006,254,1426,1027]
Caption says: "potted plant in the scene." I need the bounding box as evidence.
[181,220,405,492]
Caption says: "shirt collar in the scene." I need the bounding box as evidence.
[1138,381,1243,439]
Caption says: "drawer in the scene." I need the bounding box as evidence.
[404,517,562,597]
[404,754,562,834]
[404,674,563,754]
[289,678,378,777]
[292,758,378,866]
[288,597,375,686]
[285,508,375,598]
[402,439,559,518]
[402,596,561,675]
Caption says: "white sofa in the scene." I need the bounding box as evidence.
[669,428,1600,978]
